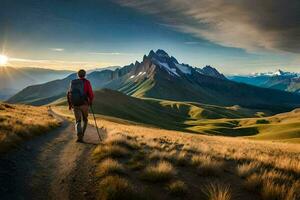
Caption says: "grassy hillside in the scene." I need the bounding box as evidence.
[51,105,300,199]
[54,89,269,131]
[240,109,300,141]
[75,110,300,200]
[0,103,61,152]
[54,89,300,142]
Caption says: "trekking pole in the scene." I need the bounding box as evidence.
[90,105,103,142]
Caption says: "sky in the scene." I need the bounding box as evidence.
[0,0,299,75]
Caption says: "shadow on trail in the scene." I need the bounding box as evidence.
[0,110,106,200]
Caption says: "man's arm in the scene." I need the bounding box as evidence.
[86,80,94,105]
[67,83,73,110]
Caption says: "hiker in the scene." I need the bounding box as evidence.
[67,69,94,142]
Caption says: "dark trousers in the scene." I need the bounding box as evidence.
[73,104,89,139]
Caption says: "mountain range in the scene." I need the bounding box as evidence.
[8,50,300,113]
[0,67,74,100]
[229,70,300,93]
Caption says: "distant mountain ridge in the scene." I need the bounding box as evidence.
[8,50,300,113]
[0,67,74,100]
[229,69,300,93]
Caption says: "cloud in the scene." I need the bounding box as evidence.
[9,57,114,69]
[50,48,64,52]
[88,52,121,55]
[10,57,86,64]
[88,52,137,56]
[184,41,201,45]
[116,0,300,53]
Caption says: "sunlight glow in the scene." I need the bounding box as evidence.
[0,55,8,66]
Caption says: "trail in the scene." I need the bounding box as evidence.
[0,110,105,200]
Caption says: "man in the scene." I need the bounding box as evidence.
[67,69,94,142]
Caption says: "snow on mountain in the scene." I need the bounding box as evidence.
[252,69,299,77]
[175,63,192,74]
[154,59,180,77]
[147,49,225,79]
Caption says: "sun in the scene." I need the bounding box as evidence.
[0,55,8,66]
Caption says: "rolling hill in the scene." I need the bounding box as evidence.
[0,67,74,100]
[9,49,300,113]
[53,89,300,142]
[53,89,267,134]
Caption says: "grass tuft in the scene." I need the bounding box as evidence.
[244,173,262,192]
[96,158,125,177]
[192,155,225,176]
[167,180,188,196]
[98,175,139,200]
[141,161,176,182]
[237,162,261,178]
[261,179,286,200]
[93,144,130,160]
[174,151,190,166]
[202,182,232,200]
[106,135,140,150]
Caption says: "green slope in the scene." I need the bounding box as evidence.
[54,89,300,142]
[54,89,270,133]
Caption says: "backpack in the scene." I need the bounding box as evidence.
[69,79,87,106]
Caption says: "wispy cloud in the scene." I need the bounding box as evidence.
[50,48,64,52]
[88,52,138,56]
[184,41,201,45]
[116,0,300,54]
[9,57,115,70]
[10,57,86,64]
[89,52,121,55]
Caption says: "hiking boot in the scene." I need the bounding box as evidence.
[76,138,84,143]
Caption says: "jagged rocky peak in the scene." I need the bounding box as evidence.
[202,65,218,73]
[199,65,226,80]
[143,49,226,79]
[155,49,170,57]
[170,56,179,64]
[134,61,140,66]
[147,49,171,64]
[148,49,171,59]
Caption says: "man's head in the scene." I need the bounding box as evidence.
[77,69,86,78]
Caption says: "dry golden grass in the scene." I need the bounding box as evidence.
[105,134,140,150]
[202,182,232,200]
[141,161,176,182]
[237,162,261,178]
[98,175,138,200]
[243,169,300,200]
[93,144,130,161]
[174,151,190,166]
[167,180,188,196]
[96,158,125,177]
[191,155,225,176]
[54,106,300,199]
[148,150,176,161]
[0,103,60,152]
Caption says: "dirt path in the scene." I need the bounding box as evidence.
[0,111,105,200]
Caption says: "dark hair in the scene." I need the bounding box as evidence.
[77,69,86,78]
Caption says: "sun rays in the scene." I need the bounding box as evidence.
[0,55,8,66]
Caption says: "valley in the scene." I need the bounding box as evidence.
[6,50,300,143]
[53,88,300,143]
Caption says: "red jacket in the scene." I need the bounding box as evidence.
[67,78,94,108]
[81,78,94,103]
